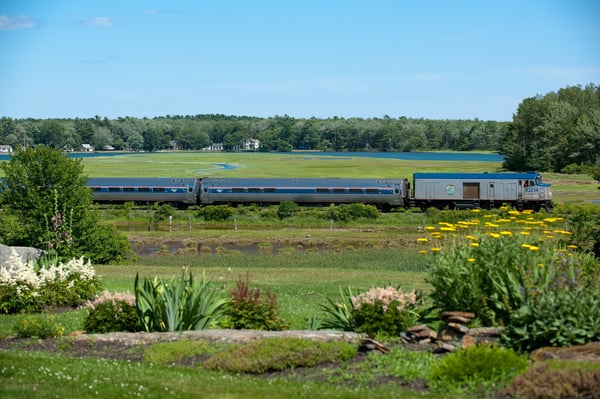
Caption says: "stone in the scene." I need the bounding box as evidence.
[0,243,43,265]
[448,322,469,334]
[440,311,475,322]
[435,341,456,353]
[407,324,438,340]
[530,342,600,363]
[438,327,464,343]
[446,315,472,325]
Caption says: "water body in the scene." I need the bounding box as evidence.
[0,151,504,162]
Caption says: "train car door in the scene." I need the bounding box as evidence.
[463,183,479,199]
[487,183,495,201]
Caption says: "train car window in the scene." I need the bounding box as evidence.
[264,188,276,193]
[92,187,102,192]
[232,188,244,193]
[529,180,535,186]
[518,180,523,186]
[366,189,379,194]
[349,188,362,194]
[333,188,345,194]
[108,187,121,192]
[123,187,135,192]
[316,188,329,193]
[138,187,150,192]
[248,188,260,193]
[153,188,165,193]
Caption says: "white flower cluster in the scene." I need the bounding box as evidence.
[37,256,96,284]
[352,286,418,313]
[1,248,96,291]
[0,249,41,289]
[85,290,135,311]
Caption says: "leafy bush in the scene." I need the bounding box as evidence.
[198,205,234,221]
[277,200,299,219]
[152,204,176,222]
[428,345,529,393]
[134,270,227,332]
[78,223,135,264]
[84,290,141,333]
[223,273,287,331]
[351,286,420,337]
[12,315,65,338]
[202,337,357,373]
[0,251,103,313]
[326,203,379,222]
[501,275,600,351]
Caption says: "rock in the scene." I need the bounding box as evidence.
[446,315,472,325]
[438,327,464,343]
[466,327,504,345]
[0,243,43,265]
[440,311,475,322]
[448,322,469,334]
[407,324,438,340]
[435,341,457,353]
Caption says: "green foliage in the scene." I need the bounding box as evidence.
[352,301,418,338]
[501,278,600,352]
[326,203,379,222]
[277,200,299,219]
[564,204,600,257]
[152,204,176,222]
[502,83,600,172]
[223,273,287,331]
[0,284,41,314]
[351,286,421,338]
[198,205,235,221]
[78,223,135,264]
[83,291,140,333]
[318,286,356,331]
[202,337,357,374]
[143,340,213,365]
[134,270,227,332]
[0,146,130,263]
[12,315,65,338]
[428,345,529,393]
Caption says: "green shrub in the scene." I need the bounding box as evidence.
[203,338,357,373]
[134,270,227,332]
[12,315,65,338]
[198,205,235,221]
[223,273,287,331]
[501,283,600,352]
[428,345,529,393]
[351,286,421,338]
[277,200,299,219]
[84,290,141,333]
[326,203,379,222]
[78,223,135,264]
[152,204,176,222]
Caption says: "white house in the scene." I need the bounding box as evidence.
[243,138,260,151]
[208,142,224,151]
[0,145,13,153]
[81,144,94,152]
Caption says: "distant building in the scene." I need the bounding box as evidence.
[0,145,13,153]
[243,138,260,151]
[169,140,180,150]
[81,144,94,152]
[208,142,224,151]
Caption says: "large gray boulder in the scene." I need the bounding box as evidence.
[0,243,43,265]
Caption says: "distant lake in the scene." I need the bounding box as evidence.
[0,151,504,162]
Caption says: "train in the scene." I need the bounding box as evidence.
[87,171,553,212]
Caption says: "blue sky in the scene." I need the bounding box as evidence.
[1,1,599,121]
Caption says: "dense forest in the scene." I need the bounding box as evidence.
[1,83,599,175]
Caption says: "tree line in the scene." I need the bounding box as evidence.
[1,83,598,177]
[0,114,506,154]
